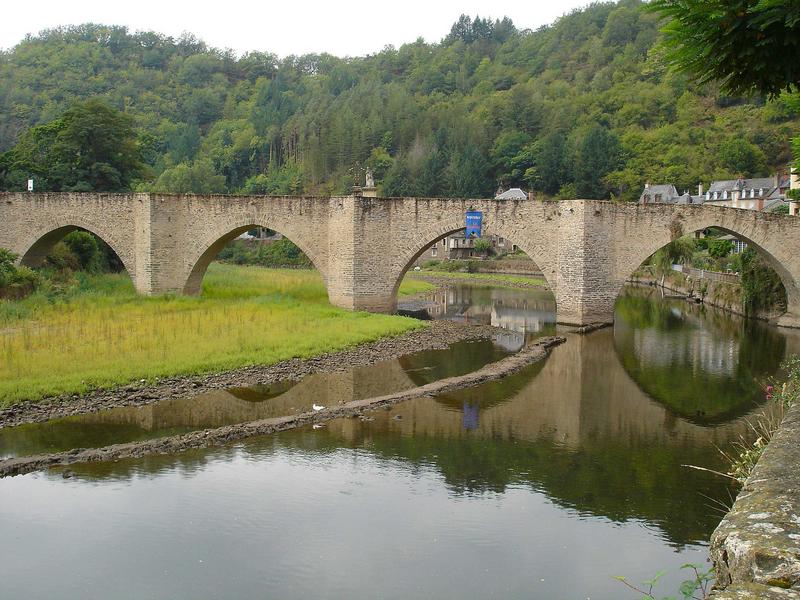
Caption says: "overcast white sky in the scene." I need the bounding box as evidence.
[1,0,592,57]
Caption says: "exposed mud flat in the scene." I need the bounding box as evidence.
[0,336,564,477]
[0,320,507,429]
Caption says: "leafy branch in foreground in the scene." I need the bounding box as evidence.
[615,563,713,600]
[650,0,800,98]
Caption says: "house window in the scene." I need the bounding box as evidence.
[431,247,437,257]
[723,190,728,199]
[498,237,505,246]
[654,193,662,202]
[643,194,651,203]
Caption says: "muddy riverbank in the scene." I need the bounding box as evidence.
[0,335,565,477]
[0,320,504,429]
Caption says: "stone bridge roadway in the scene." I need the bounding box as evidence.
[2,192,799,327]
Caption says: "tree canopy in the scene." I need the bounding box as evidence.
[0,98,146,191]
[0,3,798,198]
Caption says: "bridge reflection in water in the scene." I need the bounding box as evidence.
[405,285,557,351]
[7,285,792,545]
[2,284,797,600]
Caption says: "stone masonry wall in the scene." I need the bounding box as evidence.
[709,401,800,599]
[2,192,800,327]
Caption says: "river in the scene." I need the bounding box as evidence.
[0,283,795,599]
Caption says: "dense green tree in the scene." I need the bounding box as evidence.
[63,231,100,270]
[707,238,734,259]
[651,0,800,174]
[381,155,416,197]
[736,247,787,314]
[490,130,531,187]
[0,99,146,191]
[524,133,571,196]
[151,158,226,193]
[446,146,492,198]
[575,125,622,199]
[719,138,768,177]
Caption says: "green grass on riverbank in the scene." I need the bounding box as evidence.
[410,270,547,287]
[0,264,432,405]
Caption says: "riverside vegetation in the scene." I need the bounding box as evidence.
[637,228,788,319]
[0,249,433,405]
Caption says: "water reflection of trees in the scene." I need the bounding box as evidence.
[614,289,785,423]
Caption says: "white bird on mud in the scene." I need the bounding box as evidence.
[312,404,325,411]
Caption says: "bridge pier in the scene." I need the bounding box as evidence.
[774,285,800,329]
[323,196,400,313]
[551,201,619,326]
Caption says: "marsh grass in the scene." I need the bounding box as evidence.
[412,270,547,287]
[0,264,430,405]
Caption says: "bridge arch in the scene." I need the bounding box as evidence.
[181,218,328,295]
[387,212,557,310]
[615,210,800,326]
[16,221,135,282]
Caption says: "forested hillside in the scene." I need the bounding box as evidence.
[1,0,798,199]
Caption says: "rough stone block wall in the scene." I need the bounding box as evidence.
[607,202,800,328]
[0,192,141,288]
[709,402,800,598]
[2,192,800,327]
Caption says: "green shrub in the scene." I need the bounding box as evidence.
[0,248,17,288]
[473,238,492,254]
[63,231,101,271]
[217,239,312,269]
[0,248,42,299]
[771,203,790,214]
[45,242,81,272]
[708,238,734,259]
[437,260,464,272]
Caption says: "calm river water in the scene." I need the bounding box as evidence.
[1,283,795,600]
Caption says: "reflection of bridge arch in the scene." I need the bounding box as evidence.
[46,320,786,546]
[612,289,784,424]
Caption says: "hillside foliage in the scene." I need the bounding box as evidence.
[0,0,798,200]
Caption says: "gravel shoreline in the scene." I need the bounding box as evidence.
[0,335,565,477]
[0,319,505,429]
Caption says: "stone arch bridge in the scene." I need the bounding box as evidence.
[2,192,799,327]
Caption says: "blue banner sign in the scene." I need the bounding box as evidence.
[465,210,483,238]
